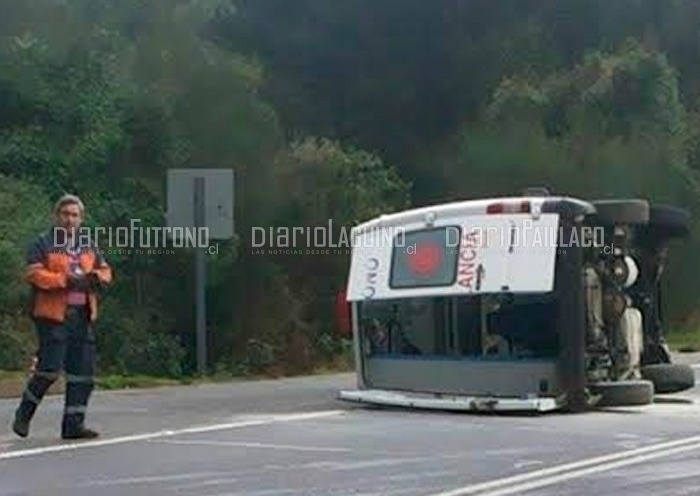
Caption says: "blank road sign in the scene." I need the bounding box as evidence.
[166,168,234,240]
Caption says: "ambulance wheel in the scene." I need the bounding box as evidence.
[641,363,695,394]
[590,199,650,225]
[588,380,654,407]
[643,204,691,241]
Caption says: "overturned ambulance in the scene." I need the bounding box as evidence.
[338,189,695,412]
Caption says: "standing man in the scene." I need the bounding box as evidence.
[13,194,112,439]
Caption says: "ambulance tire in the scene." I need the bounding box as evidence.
[644,204,691,240]
[590,199,650,225]
[588,380,654,407]
[641,363,695,394]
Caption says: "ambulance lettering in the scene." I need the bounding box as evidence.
[363,257,380,299]
[457,229,481,290]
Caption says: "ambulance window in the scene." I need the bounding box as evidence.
[455,293,559,359]
[359,298,444,356]
[390,227,460,288]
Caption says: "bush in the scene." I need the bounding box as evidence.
[96,301,186,378]
[0,315,36,371]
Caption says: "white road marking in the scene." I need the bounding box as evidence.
[0,410,344,461]
[427,434,700,496]
[513,460,544,470]
[617,441,644,450]
[76,471,236,487]
[613,433,644,449]
[303,456,430,471]
[613,433,640,439]
[169,477,241,490]
[474,441,700,496]
[151,438,354,453]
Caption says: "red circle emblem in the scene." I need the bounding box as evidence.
[408,243,442,277]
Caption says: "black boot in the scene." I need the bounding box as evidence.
[62,408,99,440]
[61,425,100,440]
[12,388,42,438]
[12,411,30,438]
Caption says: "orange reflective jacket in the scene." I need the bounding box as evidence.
[25,229,113,323]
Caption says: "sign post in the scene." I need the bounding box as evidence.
[193,177,206,375]
[167,169,234,375]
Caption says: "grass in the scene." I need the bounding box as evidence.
[0,370,64,399]
[666,329,700,353]
[94,374,185,390]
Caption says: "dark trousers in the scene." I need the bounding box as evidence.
[16,305,96,433]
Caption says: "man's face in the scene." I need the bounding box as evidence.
[57,203,83,232]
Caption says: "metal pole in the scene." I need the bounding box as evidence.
[194,177,207,375]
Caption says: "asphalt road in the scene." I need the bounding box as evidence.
[2,362,700,496]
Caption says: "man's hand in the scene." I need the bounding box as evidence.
[66,271,107,291]
[66,273,91,291]
[87,272,104,290]
[80,272,107,291]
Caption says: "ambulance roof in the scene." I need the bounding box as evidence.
[351,195,594,236]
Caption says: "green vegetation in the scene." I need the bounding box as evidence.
[2,1,700,382]
[666,330,700,353]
